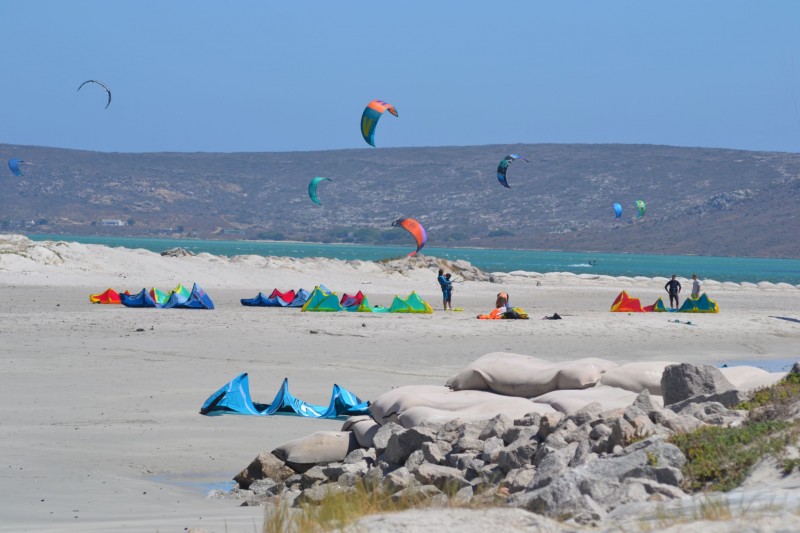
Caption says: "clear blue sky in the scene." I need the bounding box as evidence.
[2,1,800,153]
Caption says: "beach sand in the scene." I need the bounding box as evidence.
[1,235,799,532]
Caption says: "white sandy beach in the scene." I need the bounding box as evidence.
[1,234,799,532]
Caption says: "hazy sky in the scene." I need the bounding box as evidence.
[2,1,800,153]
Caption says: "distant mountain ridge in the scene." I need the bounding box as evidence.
[1,142,799,257]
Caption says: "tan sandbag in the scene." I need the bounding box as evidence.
[599,361,677,395]
[719,366,786,392]
[446,352,617,397]
[369,384,553,426]
[272,431,358,467]
[341,415,380,448]
[532,386,661,415]
[397,401,556,428]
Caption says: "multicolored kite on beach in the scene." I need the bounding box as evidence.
[308,177,332,205]
[77,79,112,109]
[496,154,529,188]
[7,158,23,176]
[361,100,397,147]
[392,217,427,256]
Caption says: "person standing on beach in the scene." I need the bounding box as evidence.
[665,274,682,309]
[691,274,701,299]
[437,269,451,310]
[444,273,454,310]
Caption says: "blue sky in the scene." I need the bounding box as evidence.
[2,1,800,153]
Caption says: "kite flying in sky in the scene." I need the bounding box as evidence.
[496,154,529,188]
[635,200,647,219]
[308,177,332,205]
[392,217,427,256]
[7,158,24,176]
[361,100,397,147]
[77,80,112,109]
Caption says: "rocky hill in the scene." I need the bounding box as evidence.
[1,142,799,257]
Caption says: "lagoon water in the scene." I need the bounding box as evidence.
[28,234,800,285]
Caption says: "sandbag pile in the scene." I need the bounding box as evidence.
[219,355,789,526]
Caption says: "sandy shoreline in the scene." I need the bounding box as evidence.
[1,235,799,532]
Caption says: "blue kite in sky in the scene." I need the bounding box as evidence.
[496,154,529,188]
[7,158,24,176]
[308,177,332,205]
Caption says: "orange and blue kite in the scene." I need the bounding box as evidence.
[392,217,427,256]
[361,100,397,147]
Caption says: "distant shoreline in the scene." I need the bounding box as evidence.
[23,232,800,261]
[20,233,800,285]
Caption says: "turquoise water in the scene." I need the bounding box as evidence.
[27,234,800,284]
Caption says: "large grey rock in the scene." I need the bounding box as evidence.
[509,475,583,516]
[453,436,485,453]
[413,463,470,492]
[322,461,369,481]
[372,422,405,453]
[669,390,746,411]
[607,417,636,450]
[651,408,704,434]
[479,413,514,440]
[234,451,296,489]
[661,363,737,406]
[503,466,536,493]
[247,478,278,496]
[498,440,538,473]
[382,466,414,494]
[294,484,346,506]
[481,436,506,463]
[502,425,538,446]
[300,465,329,489]
[570,402,603,426]
[530,442,577,489]
[344,447,376,465]
[384,427,437,465]
[421,441,446,465]
[632,389,661,416]
[405,449,426,473]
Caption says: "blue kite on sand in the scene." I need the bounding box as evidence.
[199,373,370,419]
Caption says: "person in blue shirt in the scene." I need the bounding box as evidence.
[437,269,453,310]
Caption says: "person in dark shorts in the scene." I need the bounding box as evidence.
[444,273,453,310]
[437,269,448,310]
[665,274,682,309]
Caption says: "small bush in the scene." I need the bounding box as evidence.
[670,421,789,492]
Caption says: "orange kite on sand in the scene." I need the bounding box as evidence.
[89,288,129,304]
[609,291,644,312]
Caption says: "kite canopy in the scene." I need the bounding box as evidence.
[388,291,434,314]
[496,154,529,188]
[199,374,370,419]
[613,203,622,219]
[7,158,23,176]
[392,217,427,256]
[308,177,332,205]
[361,99,397,147]
[635,200,647,219]
[610,291,645,312]
[77,79,112,109]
